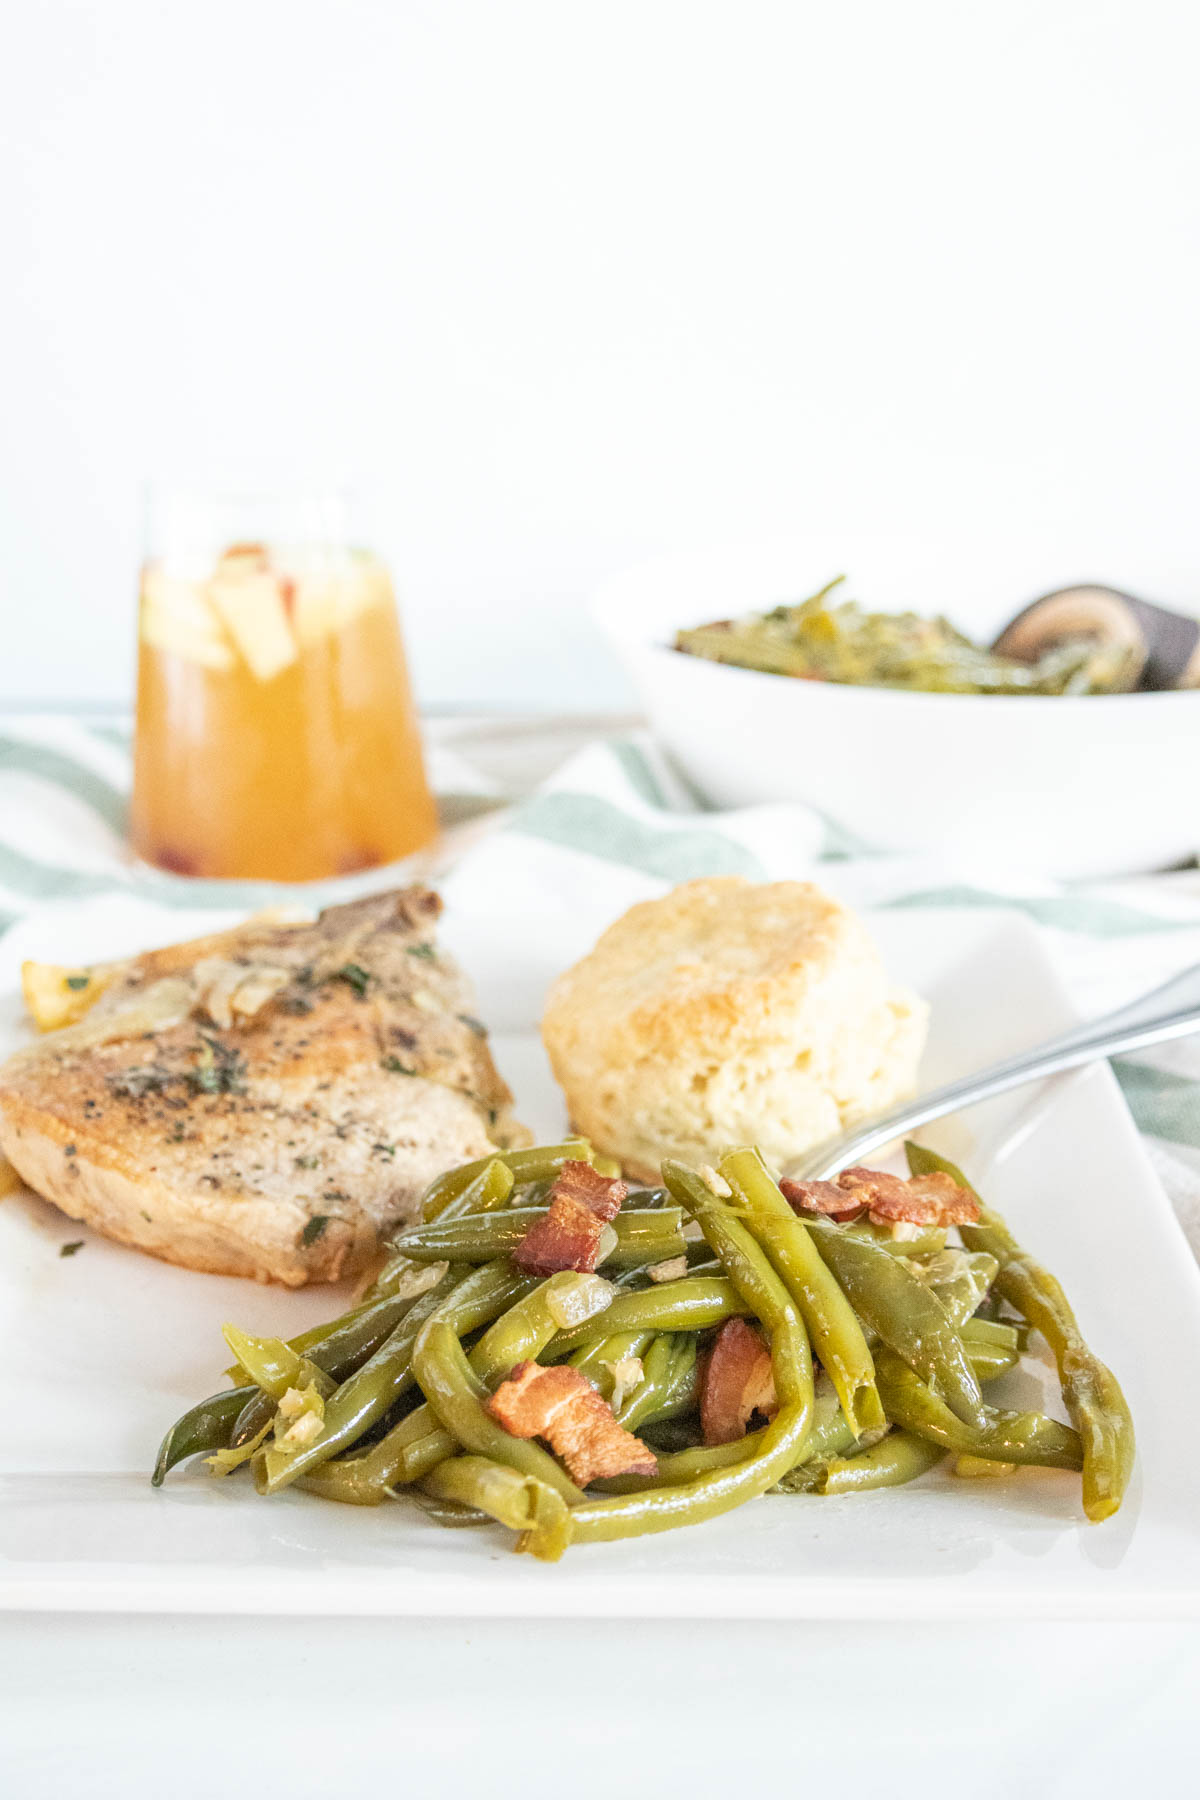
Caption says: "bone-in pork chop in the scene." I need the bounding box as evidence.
[0,887,526,1285]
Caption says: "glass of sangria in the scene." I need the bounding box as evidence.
[130,488,437,881]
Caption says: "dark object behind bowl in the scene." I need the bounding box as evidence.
[992,584,1200,692]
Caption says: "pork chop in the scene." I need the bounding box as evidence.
[0,886,527,1285]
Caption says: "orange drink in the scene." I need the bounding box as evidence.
[130,515,436,882]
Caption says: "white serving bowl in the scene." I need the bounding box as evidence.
[593,537,1200,878]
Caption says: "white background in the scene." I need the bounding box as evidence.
[3,0,1200,710]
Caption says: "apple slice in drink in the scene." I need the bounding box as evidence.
[207,552,299,682]
[140,567,235,671]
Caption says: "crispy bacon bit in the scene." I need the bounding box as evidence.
[486,1361,658,1484]
[512,1196,606,1274]
[511,1160,628,1275]
[552,1159,628,1223]
[780,1177,867,1222]
[782,1167,979,1230]
[699,1317,778,1446]
[836,1166,979,1229]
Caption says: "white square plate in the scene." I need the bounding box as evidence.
[1,894,1198,1619]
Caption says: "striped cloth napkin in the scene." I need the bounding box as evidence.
[4,712,1200,1256]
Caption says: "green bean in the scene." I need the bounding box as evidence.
[875,1347,1083,1470]
[390,1207,685,1268]
[563,1163,814,1543]
[547,1276,749,1357]
[718,1150,885,1438]
[301,1287,433,1359]
[917,1249,1000,1329]
[906,1142,1135,1522]
[961,1320,1021,1383]
[418,1160,495,1223]
[256,1262,512,1493]
[412,1319,586,1503]
[433,1157,515,1224]
[805,1217,987,1429]
[293,1454,388,1505]
[222,1327,330,1401]
[420,1140,593,1221]
[311,1272,616,1501]
[616,1335,697,1432]
[840,1222,949,1257]
[596,1211,688,1267]
[229,1286,430,1447]
[620,1187,671,1211]
[151,1386,256,1486]
[785,1429,946,1495]
[407,1489,490,1528]
[961,1316,1022,1354]
[420,1455,571,1561]
[953,1453,1018,1478]
[227,1296,386,1389]
[229,1391,278,1451]
[358,1253,418,1302]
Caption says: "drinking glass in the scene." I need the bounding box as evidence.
[129,488,437,881]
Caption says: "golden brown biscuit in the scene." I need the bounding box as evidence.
[541,876,927,1182]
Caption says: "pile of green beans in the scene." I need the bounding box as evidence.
[152,1138,1135,1557]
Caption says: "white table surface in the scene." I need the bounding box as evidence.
[2,1615,1197,1796]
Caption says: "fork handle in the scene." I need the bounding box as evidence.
[793,961,1200,1180]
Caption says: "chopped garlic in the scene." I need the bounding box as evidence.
[647,1254,689,1284]
[277,1410,324,1451]
[601,1355,645,1413]
[274,1383,327,1452]
[699,1164,732,1198]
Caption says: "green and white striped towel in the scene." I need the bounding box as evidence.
[4,712,1200,1256]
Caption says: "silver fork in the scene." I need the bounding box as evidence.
[789,962,1200,1180]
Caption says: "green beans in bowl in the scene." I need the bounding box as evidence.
[593,541,1200,876]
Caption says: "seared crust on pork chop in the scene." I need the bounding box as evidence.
[0,887,526,1285]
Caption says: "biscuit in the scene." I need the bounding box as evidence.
[541,876,928,1182]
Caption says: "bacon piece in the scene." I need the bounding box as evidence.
[836,1165,979,1229]
[552,1159,628,1223]
[511,1160,628,1275]
[699,1317,778,1446]
[780,1177,867,1222]
[486,1361,658,1484]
